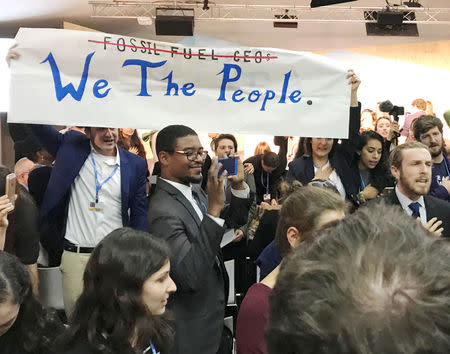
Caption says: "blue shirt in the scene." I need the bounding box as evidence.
[430,155,450,202]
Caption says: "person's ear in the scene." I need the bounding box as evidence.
[391,165,400,180]
[286,226,301,250]
[158,151,171,167]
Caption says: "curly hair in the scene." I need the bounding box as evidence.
[0,251,62,353]
[57,228,174,354]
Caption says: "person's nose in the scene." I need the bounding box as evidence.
[419,163,429,174]
[167,276,177,293]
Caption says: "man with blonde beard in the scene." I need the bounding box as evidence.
[380,141,450,238]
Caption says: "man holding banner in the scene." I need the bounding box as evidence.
[8,30,148,317]
[29,124,147,315]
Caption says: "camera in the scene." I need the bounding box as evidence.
[379,100,405,122]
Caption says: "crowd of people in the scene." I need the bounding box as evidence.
[0,47,449,354]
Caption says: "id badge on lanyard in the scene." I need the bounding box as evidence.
[89,155,118,212]
[261,172,270,202]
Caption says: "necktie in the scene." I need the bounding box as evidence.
[192,190,223,279]
[408,202,421,219]
[192,190,207,215]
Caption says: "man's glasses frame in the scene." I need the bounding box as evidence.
[174,150,208,161]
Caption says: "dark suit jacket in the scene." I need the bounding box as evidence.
[147,178,251,354]
[29,125,148,262]
[380,191,450,238]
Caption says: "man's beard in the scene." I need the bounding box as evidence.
[399,172,430,198]
[429,142,443,158]
[179,174,202,185]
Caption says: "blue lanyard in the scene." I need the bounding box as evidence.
[359,170,366,190]
[444,157,450,178]
[143,342,157,354]
[261,171,270,194]
[90,155,119,203]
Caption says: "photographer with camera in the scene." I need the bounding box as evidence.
[376,100,403,151]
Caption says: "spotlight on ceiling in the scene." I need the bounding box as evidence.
[155,8,194,36]
[310,0,357,8]
[364,8,419,37]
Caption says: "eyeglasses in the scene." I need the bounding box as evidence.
[174,150,208,161]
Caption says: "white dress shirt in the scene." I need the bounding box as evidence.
[64,145,122,247]
[160,178,250,227]
[161,178,224,226]
[395,186,427,226]
[314,162,346,200]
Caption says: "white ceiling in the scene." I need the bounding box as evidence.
[1,1,450,50]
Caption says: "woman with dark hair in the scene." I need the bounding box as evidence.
[118,129,147,160]
[0,251,63,353]
[294,137,310,159]
[287,70,361,205]
[236,186,347,354]
[353,131,393,203]
[57,227,176,354]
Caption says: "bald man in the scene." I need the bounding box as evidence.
[14,157,35,190]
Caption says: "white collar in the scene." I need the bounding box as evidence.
[90,143,120,166]
[395,186,425,210]
[160,177,193,201]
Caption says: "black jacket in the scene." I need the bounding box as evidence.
[379,190,450,238]
[287,105,362,205]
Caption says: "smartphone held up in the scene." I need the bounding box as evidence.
[5,173,17,208]
[217,157,238,177]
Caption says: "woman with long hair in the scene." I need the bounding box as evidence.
[118,129,147,160]
[57,227,176,354]
[0,251,63,353]
[287,71,361,205]
[236,186,347,354]
[354,131,393,203]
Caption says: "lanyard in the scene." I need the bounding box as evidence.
[90,155,119,203]
[261,171,270,195]
[143,342,157,354]
[359,170,366,190]
[444,157,450,178]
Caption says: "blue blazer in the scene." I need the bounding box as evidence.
[29,125,148,232]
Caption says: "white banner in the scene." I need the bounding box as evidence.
[9,28,351,138]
